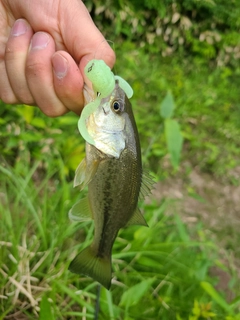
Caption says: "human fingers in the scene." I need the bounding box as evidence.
[26,32,68,117]
[4,19,34,104]
[0,56,17,104]
[52,51,84,115]
[58,0,116,78]
[3,0,116,70]
[1,0,115,114]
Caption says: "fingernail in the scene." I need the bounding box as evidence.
[52,53,68,79]
[30,32,50,50]
[11,19,28,36]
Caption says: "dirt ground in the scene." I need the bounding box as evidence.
[151,167,240,300]
[153,167,240,231]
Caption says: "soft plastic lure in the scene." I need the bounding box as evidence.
[78,59,133,145]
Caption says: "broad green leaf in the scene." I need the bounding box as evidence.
[31,117,46,128]
[160,91,175,119]
[119,278,155,307]
[164,118,183,168]
[20,132,42,142]
[39,296,54,320]
[200,281,231,311]
[57,116,78,125]
[20,104,34,123]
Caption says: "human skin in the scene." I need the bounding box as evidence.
[0,0,115,116]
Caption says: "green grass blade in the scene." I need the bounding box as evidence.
[120,278,155,307]
[39,296,54,320]
[200,281,231,312]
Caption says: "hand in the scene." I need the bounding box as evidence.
[0,0,115,116]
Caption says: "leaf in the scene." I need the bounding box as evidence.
[160,91,175,119]
[229,295,240,306]
[39,296,54,320]
[200,281,231,311]
[21,105,34,123]
[20,132,42,142]
[174,214,189,242]
[31,117,46,128]
[164,118,183,168]
[57,116,78,125]
[119,278,155,307]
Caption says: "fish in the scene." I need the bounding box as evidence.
[68,62,152,290]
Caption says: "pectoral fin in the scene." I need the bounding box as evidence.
[68,197,92,222]
[74,158,100,189]
[126,208,148,227]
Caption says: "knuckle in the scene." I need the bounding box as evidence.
[25,60,47,77]
[17,93,34,105]
[5,46,15,62]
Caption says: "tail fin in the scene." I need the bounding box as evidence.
[69,246,112,290]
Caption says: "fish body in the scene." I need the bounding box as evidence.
[87,84,143,252]
[69,64,151,289]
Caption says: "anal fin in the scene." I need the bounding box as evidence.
[126,208,148,227]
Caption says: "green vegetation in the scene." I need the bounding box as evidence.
[1,0,240,319]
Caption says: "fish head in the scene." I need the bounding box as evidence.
[87,82,128,158]
[94,84,125,132]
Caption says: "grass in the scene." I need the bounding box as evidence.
[0,161,236,319]
[1,42,240,319]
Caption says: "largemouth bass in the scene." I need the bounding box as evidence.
[68,60,152,289]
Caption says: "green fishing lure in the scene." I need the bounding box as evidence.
[78,59,133,145]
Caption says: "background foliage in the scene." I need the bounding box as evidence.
[1,0,240,319]
[85,0,240,67]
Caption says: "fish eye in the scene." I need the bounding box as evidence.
[113,101,120,110]
[112,100,122,113]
